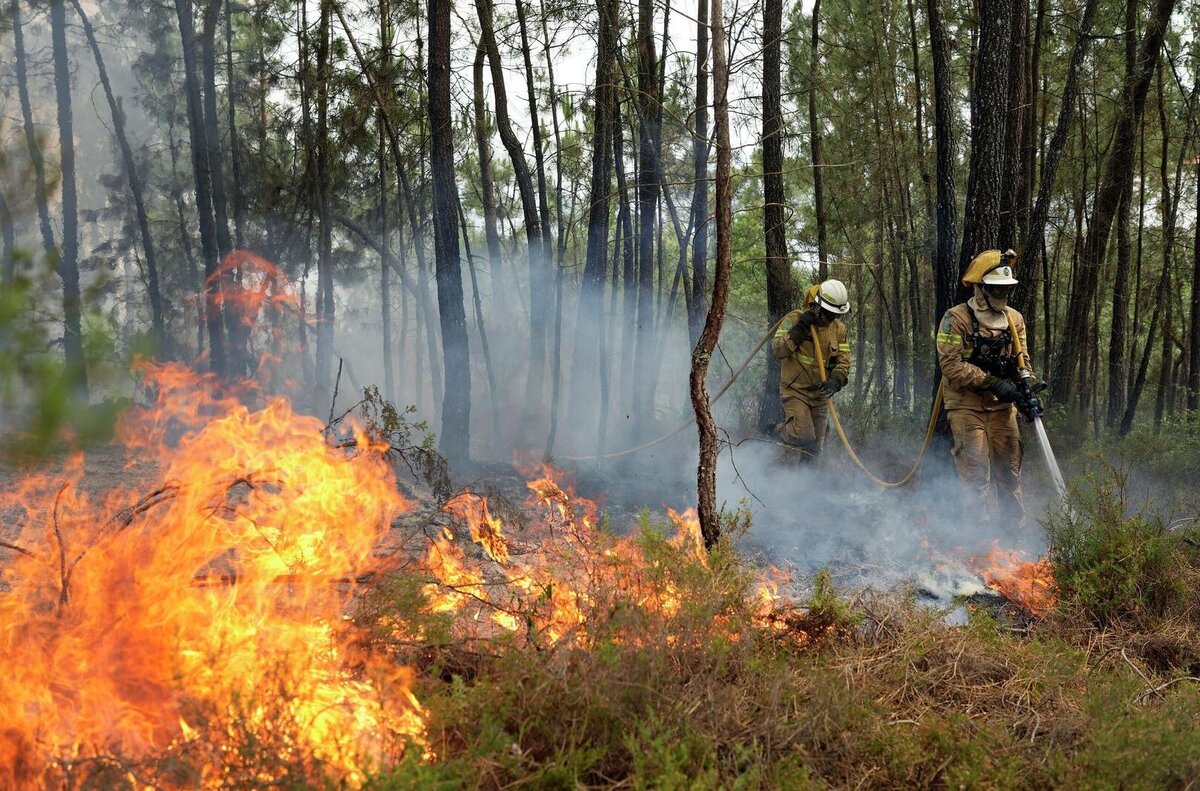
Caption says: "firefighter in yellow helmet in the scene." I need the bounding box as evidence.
[936,249,1042,527]
[770,279,852,459]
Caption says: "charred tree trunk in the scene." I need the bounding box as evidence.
[693,0,731,550]
[760,0,794,432]
[1052,0,1175,405]
[429,0,471,462]
[201,0,234,259]
[225,0,245,248]
[74,0,166,352]
[688,0,710,345]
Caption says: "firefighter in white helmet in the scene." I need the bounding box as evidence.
[770,279,853,459]
[936,249,1040,527]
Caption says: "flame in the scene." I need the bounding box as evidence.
[971,543,1057,615]
[0,364,423,786]
[443,491,509,564]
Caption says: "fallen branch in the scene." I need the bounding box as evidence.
[0,539,34,558]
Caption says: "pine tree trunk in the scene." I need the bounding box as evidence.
[958,0,1014,267]
[688,0,710,345]
[474,0,546,407]
[49,0,87,394]
[429,0,471,462]
[693,0,731,550]
[225,0,245,248]
[314,0,334,407]
[927,0,958,330]
[808,0,827,281]
[760,0,793,432]
[1189,158,1200,416]
[472,45,505,312]
[73,0,166,352]
[0,186,13,284]
[615,93,638,411]
[176,0,227,376]
[632,0,663,426]
[568,0,618,441]
[541,0,569,458]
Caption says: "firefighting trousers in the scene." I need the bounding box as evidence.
[779,396,828,457]
[947,407,1026,526]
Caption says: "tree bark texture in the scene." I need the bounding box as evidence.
[688,0,710,345]
[50,0,87,394]
[693,0,731,550]
[429,0,472,461]
[760,0,794,432]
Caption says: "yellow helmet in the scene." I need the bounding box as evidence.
[962,249,1018,287]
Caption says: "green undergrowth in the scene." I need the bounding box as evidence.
[358,488,1200,790]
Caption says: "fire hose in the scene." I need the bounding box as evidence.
[809,326,943,488]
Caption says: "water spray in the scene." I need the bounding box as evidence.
[1007,315,1070,512]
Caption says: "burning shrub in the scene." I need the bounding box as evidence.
[1046,469,1200,627]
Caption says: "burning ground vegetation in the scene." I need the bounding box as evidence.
[2,367,1200,788]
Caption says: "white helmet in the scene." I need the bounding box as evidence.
[815,279,851,314]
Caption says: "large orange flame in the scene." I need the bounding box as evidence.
[0,363,423,786]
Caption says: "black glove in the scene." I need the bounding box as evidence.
[787,309,819,345]
[1018,393,1044,420]
[982,374,1020,403]
[818,378,843,397]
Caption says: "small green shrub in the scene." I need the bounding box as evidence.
[1046,469,1200,626]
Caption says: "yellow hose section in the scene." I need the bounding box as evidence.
[811,326,944,488]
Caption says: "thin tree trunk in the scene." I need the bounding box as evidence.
[472,44,505,311]
[202,0,234,261]
[11,0,56,257]
[474,0,546,407]
[430,0,471,462]
[693,0,731,550]
[927,0,958,330]
[73,0,166,351]
[568,0,618,438]
[314,0,334,406]
[457,197,501,445]
[808,0,827,280]
[541,0,569,458]
[633,0,663,426]
[761,0,793,432]
[1189,157,1200,416]
[50,0,86,394]
[226,0,245,248]
[688,0,710,345]
[0,186,14,285]
[616,93,638,409]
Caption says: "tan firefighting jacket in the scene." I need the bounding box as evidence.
[936,302,1033,411]
[771,309,851,406]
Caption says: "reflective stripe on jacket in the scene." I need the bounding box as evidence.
[936,303,1032,411]
[770,309,851,406]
